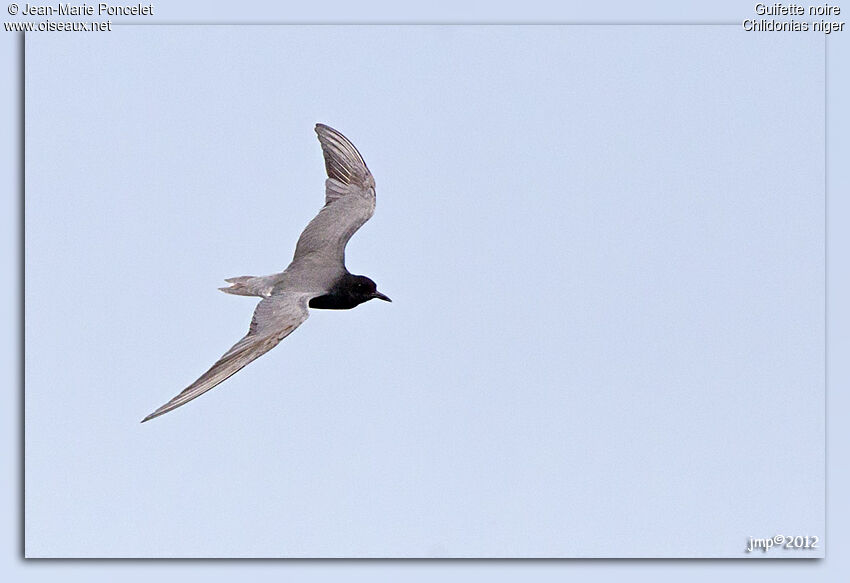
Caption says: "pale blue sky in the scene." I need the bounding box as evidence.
[23,21,824,561]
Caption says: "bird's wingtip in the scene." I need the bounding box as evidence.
[314,122,336,136]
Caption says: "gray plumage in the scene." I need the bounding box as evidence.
[142,124,389,423]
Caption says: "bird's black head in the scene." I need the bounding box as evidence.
[309,273,391,310]
[348,275,392,303]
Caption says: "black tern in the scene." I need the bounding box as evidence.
[142,124,390,422]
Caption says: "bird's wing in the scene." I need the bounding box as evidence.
[141,293,311,422]
[292,124,377,265]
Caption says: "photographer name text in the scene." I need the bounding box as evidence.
[19,2,152,16]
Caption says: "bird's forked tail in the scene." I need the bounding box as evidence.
[219,276,274,298]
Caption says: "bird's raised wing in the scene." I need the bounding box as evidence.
[292,124,377,265]
[141,293,311,422]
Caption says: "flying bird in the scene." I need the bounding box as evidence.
[142,124,391,422]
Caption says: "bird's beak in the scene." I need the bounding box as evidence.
[372,291,392,302]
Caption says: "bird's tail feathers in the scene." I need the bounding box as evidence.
[219,276,274,298]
